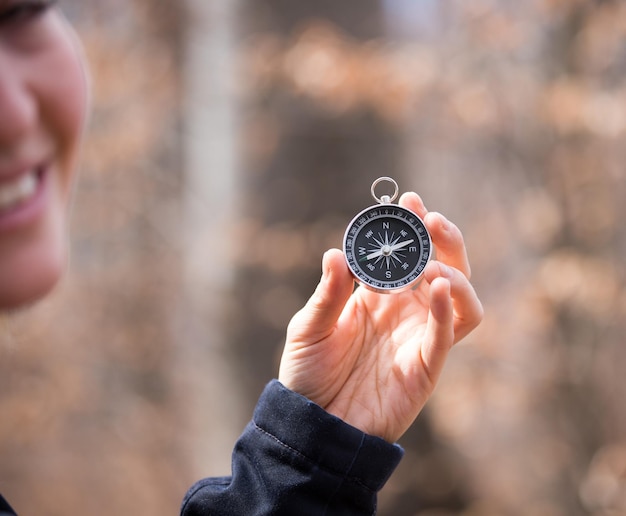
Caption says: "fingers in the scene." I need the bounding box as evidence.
[399,191,471,279]
[425,212,472,279]
[419,261,483,386]
[399,191,428,219]
[420,276,454,385]
[424,260,483,343]
[286,249,354,342]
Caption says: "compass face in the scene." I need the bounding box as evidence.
[343,205,432,293]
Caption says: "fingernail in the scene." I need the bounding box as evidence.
[321,251,333,280]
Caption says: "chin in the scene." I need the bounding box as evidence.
[12,275,63,312]
[0,264,66,312]
[0,260,66,312]
[0,225,68,312]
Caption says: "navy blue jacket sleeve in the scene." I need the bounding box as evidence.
[181,380,403,516]
[0,494,17,515]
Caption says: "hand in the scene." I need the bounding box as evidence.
[278,192,483,443]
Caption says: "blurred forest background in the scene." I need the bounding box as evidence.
[1,0,626,514]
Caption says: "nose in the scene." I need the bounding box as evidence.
[0,51,37,150]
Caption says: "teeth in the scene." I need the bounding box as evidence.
[0,171,38,213]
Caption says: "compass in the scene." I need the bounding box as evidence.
[343,177,433,294]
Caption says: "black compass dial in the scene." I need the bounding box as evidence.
[343,205,432,293]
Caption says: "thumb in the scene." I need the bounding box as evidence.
[287,249,354,342]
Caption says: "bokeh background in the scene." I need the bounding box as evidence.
[1,0,626,514]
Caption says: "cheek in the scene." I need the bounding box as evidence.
[0,17,91,309]
[37,23,90,199]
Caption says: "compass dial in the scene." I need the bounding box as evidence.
[343,204,432,293]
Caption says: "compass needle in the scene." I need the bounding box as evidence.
[389,239,415,252]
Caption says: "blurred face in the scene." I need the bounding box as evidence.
[0,0,88,310]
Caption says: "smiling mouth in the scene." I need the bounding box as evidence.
[0,168,41,215]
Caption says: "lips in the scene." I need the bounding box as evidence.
[0,165,48,231]
[0,169,39,214]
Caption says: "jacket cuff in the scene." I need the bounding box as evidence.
[254,380,404,492]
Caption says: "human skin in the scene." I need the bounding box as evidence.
[0,0,483,449]
[0,1,88,310]
[279,192,483,443]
